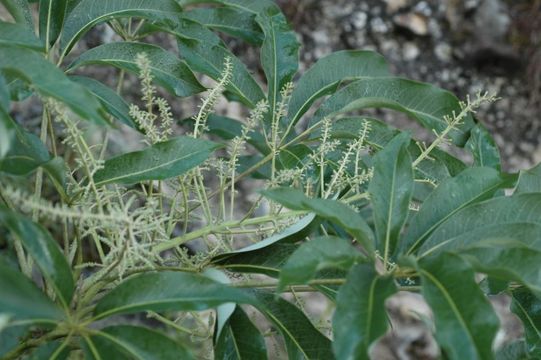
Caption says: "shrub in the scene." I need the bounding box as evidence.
[0,1,540,359]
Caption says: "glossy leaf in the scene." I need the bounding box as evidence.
[511,287,541,354]
[332,264,396,360]
[93,271,256,319]
[311,77,475,146]
[261,187,375,254]
[0,209,74,305]
[215,307,267,360]
[39,0,67,46]
[85,325,193,360]
[0,260,64,322]
[289,50,390,125]
[368,132,413,257]
[0,21,44,51]
[466,123,501,171]
[403,167,507,254]
[70,75,135,129]
[278,236,364,290]
[0,46,107,124]
[60,0,181,56]
[516,163,541,194]
[93,136,219,186]
[68,42,204,97]
[255,291,333,359]
[418,253,499,360]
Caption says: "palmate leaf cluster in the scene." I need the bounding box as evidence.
[0,0,540,359]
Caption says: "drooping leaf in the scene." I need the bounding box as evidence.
[0,21,44,51]
[93,271,256,319]
[466,123,501,171]
[516,163,541,194]
[0,260,65,322]
[70,75,135,129]
[255,291,333,359]
[417,253,499,360]
[368,132,413,258]
[0,209,74,305]
[93,136,219,186]
[403,167,507,254]
[84,325,193,360]
[0,46,107,124]
[261,187,375,254]
[60,0,181,56]
[288,50,390,125]
[311,77,475,146]
[215,307,267,360]
[332,264,396,360]
[39,0,68,46]
[511,287,541,354]
[68,42,204,97]
[183,7,263,44]
[278,236,365,291]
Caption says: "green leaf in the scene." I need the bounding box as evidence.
[0,21,44,51]
[85,325,193,360]
[93,271,256,319]
[0,0,34,29]
[0,106,15,159]
[278,235,365,290]
[60,0,181,56]
[495,340,535,360]
[255,291,333,359]
[256,7,299,116]
[93,136,219,186]
[202,114,269,154]
[177,0,277,14]
[466,123,501,170]
[39,0,68,46]
[27,339,70,360]
[68,42,204,97]
[0,209,74,305]
[516,163,541,194]
[0,260,65,322]
[261,187,375,254]
[311,77,475,146]
[332,264,396,360]
[419,194,541,254]
[289,50,390,125]
[70,75,135,129]
[511,288,541,353]
[402,167,507,254]
[417,253,499,360]
[183,7,263,44]
[368,132,413,258]
[204,268,236,341]
[215,307,267,360]
[0,74,9,110]
[0,46,107,124]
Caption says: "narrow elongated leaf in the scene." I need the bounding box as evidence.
[0,74,9,110]
[93,136,219,186]
[256,7,299,116]
[516,163,541,194]
[0,21,44,51]
[289,50,390,124]
[262,187,375,254]
[0,46,107,124]
[215,307,267,360]
[205,268,236,342]
[511,288,541,353]
[332,264,396,360]
[403,167,507,254]
[183,7,263,44]
[466,123,501,171]
[278,236,365,290]
[418,254,499,360]
[60,0,181,56]
[85,325,193,360]
[177,0,277,14]
[0,260,65,322]
[255,291,333,359]
[68,42,204,97]
[368,132,413,257]
[311,77,475,146]
[70,75,135,128]
[420,194,541,254]
[0,106,15,159]
[0,0,34,28]
[39,0,68,46]
[93,271,256,319]
[0,209,74,305]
